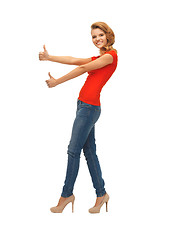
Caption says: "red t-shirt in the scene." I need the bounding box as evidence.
[78,50,118,106]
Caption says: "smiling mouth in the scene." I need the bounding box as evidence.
[96,41,103,45]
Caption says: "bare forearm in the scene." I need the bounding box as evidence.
[56,66,86,85]
[46,63,88,88]
[48,55,75,65]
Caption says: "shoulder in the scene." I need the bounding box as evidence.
[104,50,118,64]
[104,50,117,57]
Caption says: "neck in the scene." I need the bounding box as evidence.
[100,47,106,56]
[100,46,115,55]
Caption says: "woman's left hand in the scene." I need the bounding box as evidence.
[46,72,58,88]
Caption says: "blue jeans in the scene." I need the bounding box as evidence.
[61,99,106,198]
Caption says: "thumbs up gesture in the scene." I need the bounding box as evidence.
[39,45,49,61]
[46,72,58,88]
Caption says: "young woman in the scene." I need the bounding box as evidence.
[39,22,118,213]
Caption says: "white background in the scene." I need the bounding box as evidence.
[0,0,171,239]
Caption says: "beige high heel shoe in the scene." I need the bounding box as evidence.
[89,193,109,213]
[50,195,75,213]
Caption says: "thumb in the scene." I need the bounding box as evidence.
[43,44,47,52]
[48,72,52,78]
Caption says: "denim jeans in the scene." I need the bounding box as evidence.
[61,99,106,198]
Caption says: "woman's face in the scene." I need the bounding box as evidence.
[91,28,107,49]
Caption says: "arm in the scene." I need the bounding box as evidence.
[39,45,92,65]
[79,53,113,72]
[46,53,113,88]
[48,55,92,65]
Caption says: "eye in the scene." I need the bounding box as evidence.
[100,34,104,36]
[92,36,96,39]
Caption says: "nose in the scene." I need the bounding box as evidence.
[96,36,100,41]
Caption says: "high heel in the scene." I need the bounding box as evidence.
[72,198,74,213]
[89,193,109,214]
[50,195,75,213]
[106,200,108,212]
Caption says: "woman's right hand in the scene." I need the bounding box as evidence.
[39,45,49,61]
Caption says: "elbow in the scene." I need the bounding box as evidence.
[79,65,87,73]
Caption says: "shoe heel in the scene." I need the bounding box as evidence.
[72,200,74,213]
[106,201,108,212]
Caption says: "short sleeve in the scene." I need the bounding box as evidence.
[91,56,97,61]
[105,50,117,64]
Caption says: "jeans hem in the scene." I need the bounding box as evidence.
[61,193,73,198]
[96,190,106,197]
